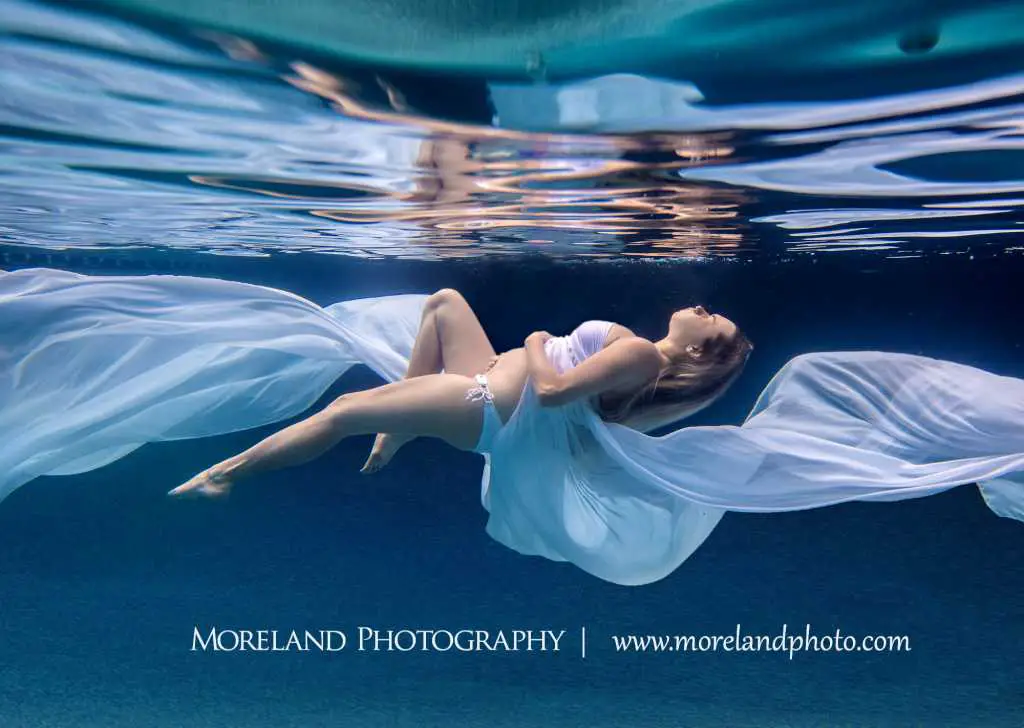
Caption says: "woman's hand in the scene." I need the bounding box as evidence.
[525,330,552,347]
[523,330,561,405]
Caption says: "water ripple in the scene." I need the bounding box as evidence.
[0,0,1020,260]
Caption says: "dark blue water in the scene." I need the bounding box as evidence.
[1,1,1023,725]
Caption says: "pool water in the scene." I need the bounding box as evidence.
[0,1,1022,725]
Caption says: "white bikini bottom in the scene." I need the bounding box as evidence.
[465,374,503,454]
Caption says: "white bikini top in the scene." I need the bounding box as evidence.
[544,320,615,374]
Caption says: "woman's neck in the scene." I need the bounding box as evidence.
[653,337,680,370]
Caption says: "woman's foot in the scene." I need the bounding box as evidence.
[168,464,235,499]
[360,432,410,474]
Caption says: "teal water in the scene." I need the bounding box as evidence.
[0,1,1022,726]
[0,0,1021,260]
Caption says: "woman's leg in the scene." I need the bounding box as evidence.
[362,288,496,473]
[169,373,486,498]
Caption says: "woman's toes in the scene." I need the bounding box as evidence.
[360,433,396,474]
[360,453,380,474]
[168,468,232,498]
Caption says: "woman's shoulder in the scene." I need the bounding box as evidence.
[603,322,639,348]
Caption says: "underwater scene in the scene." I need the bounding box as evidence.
[0,1,1022,725]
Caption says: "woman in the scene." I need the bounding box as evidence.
[168,288,753,498]
[1,268,1021,586]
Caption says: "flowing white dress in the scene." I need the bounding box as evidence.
[2,267,1021,585]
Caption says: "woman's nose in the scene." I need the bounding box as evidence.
[694,305,707,316]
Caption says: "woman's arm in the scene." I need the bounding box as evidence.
[524,331,661,407]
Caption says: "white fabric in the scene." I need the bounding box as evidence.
[2,268,1022,586]
[0,267,425,497]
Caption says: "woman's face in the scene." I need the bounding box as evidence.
[669,305,738,353]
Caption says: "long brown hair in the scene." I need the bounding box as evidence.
[598,326,754,429]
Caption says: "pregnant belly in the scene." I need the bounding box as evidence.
[484,347,529,425]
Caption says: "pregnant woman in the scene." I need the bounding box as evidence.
[1,267,1022,586]
[169,289,752,498]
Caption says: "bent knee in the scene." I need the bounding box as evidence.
[426,287,465,310]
